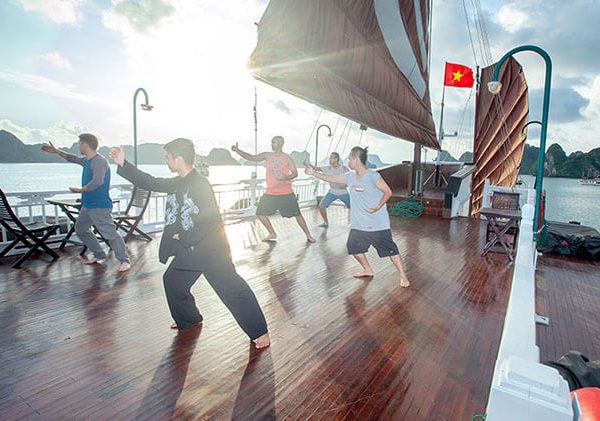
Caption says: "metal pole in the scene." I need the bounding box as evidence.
[490,45,552,235]
[412,144,422,194]
[133,87,151,167]
[520,120,542,136]
[434,85,446,186]
[315,124,332,167]
[254,86,258,169]
[133,94,138,166]
[316,132,318,167]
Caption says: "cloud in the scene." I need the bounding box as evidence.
[272,100,291,115]
[485,1,600,78]
[529,87,589,123]
[38,52,72,70]
[546,74,600,150]
[16,0,84,25]
[0,71,103,103]
[97,0,277,148]
[106,0,175,32]
[496,5,528,33]
[0,119,92,146]
[7,0,599,162]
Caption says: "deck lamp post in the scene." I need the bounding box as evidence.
[488,45,552,237]
[521,120,542,136]
[133,88,153,167]
[315,124,332,166]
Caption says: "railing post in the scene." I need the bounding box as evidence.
[313,178,320,206]
[482,179,491,209]
[249,176,258,208]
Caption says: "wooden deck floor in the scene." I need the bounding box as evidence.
[536,253,600,362]
[0,208,514,420]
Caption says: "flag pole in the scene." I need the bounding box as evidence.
[434,84,446,187]
[253,86,258,175]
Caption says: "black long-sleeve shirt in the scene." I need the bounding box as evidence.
[117,160,229,270]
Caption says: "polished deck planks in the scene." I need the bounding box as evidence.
[536,253,600,363]
[0,208,514,420]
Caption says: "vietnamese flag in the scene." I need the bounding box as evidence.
[444,62,474,88]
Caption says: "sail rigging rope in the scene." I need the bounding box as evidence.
[456,88,474,149]
[468,0,515,173]
[325,116,342,157]
[340,122,353,157]
[427,0,434,78]
[462,0,479,67]
[303,108,323,154]
[334,119,350,153]
[461,0,518,190]
[470,0,493,65]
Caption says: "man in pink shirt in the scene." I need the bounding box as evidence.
[232,136,315,243]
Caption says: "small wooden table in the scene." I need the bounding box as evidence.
[46,198,118,254]
[479,207,522,262]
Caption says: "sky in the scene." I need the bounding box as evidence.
[1,0,599,164]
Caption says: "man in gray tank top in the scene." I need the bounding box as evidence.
[305,146,409,287]
[304,152,350,227]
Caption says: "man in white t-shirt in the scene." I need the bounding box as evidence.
[304,152,350,227]
[305,146,409,288]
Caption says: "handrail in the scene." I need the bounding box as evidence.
[1,179,328,254]
[486,191,572,420]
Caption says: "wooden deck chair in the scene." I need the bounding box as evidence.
[0,188,60,268]
[486,191,521,244]
[114,187,152,243]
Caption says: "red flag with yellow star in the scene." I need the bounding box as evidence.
[444,62,474,88]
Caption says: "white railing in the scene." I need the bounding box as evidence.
[444,164,476,218]
[481,178,534,212]
[486,189,573,420]
[214,178,327,219]
[1,178,328,254]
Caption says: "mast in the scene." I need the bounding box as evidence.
[412,144,422,194]
[434,85,446,187]
[253,86,258,176]
[424,83,457,189]
[432,84,458,187]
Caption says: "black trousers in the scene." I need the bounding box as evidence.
[162,256,268,340]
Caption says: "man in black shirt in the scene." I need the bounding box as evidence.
[109,139,269,348]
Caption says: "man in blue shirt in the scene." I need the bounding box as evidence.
[304,152,351,227]
[42,134,130,271]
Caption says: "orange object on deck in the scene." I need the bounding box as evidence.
[571,388,600,420]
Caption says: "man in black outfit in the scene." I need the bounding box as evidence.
[109,139,270,348]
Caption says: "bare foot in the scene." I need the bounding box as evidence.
[353,270,374,278]
[253,333,270,349]
[400,277,410,288]
[262,234,277,242]
[306,236,316,243]
[170,321,202,330]
[82,258,106,265]
[118,262,131,272]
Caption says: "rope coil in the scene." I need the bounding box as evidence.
[390,195,424,218]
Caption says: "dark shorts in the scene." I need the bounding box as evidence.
[256,193,301,218]
[346,229,399,257]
